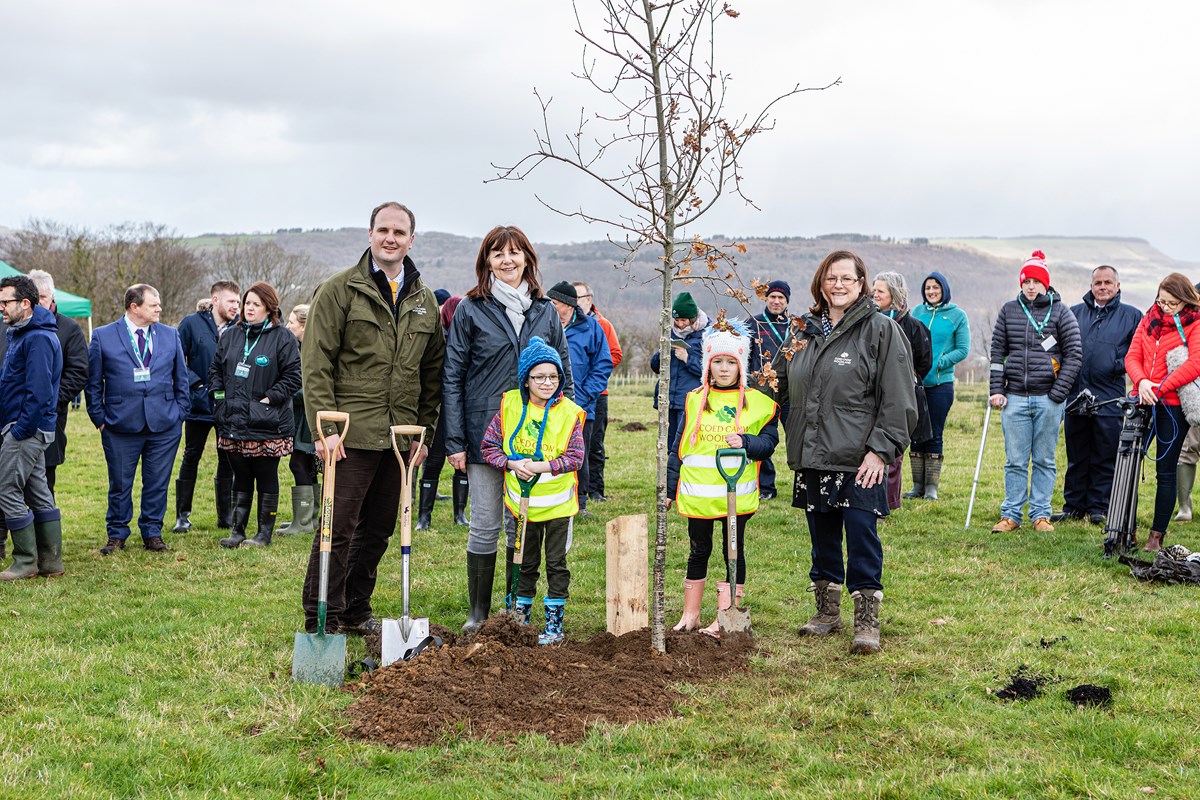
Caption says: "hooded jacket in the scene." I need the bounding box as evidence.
[911,271,971,387]
[1067,290,1142,415]
[0,305,62,440]
[303,249,445,451]
[989,288,1083,403]
[773,296,917,472]
[443,292,573,464]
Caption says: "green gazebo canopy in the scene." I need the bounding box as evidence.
[0,259,92,318]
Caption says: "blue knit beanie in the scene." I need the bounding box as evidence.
[766,280,791,301]
[516,336,564,400]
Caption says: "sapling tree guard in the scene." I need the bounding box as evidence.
[493,0,836,653]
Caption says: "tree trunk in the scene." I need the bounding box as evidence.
[646,0,676,656]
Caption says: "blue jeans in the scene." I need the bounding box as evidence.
[1000,394,1064,523]
[915,382,954,454]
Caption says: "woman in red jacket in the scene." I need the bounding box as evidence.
[1125,273,1200,551]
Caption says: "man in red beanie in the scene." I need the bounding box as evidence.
[988,251,1083,534]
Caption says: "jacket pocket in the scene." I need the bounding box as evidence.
[248,400,280,434]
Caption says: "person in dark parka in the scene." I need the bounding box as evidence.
[871,271,932,509]
[443,225,573,633]
[1054,266,1141,524]
[26,270,88,496]
[989,251,1083,533]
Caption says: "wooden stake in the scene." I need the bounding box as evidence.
[606,514,649,636]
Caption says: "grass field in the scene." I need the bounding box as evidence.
[2,382,1199,799]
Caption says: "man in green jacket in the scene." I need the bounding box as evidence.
[300,201,446,635]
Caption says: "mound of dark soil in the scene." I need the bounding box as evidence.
[1066,684,1112,707]
[620,421,647,432]
[996,665,1049,701]
[344,615,755,747]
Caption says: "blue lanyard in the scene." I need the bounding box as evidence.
[1019,295,1053,337]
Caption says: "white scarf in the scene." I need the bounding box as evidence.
[491,279,533,335]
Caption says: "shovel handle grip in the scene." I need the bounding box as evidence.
[715,447,748,489]
[390,426,426,549]
[315,411,350,453]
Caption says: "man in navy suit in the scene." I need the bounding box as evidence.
[86,284,191,554]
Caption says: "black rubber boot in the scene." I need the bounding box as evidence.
[215,478,234,529]
[463,551,497,633]
[416,478,438,531]
[220,492,253,549]
[242,493,278,547]
[0,525,7,561]
[277,485,316,535]
[452,471,470,527]
[504,545,516,609]
[172,479,196,533]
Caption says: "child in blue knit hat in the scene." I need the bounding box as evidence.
[480,336,586,644]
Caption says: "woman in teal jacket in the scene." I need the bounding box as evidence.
[907,272,970,499]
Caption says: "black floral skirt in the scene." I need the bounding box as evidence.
[793,468,889,518]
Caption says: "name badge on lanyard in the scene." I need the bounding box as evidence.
[133,367,151,383]
[235,363,251,378]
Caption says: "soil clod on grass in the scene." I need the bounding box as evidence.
[995,665,1050,701]
[345,620,756,747]
[1066,684,1112,707]
[1038,636,1067,649]
[620,421,647,432]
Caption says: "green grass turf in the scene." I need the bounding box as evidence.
[1,382,1198,798]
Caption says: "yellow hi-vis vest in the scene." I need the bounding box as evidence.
[676,387,778,519]
[500,389,586,522]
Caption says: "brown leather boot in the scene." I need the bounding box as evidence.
[1144,530,1165,552]
[799,580,844,637]
[850,590,883,654]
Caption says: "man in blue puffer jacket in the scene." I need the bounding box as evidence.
[1054,266,1141,525]
[548,281,613,517]
[0,276,63,580]
[988,251,1083,533]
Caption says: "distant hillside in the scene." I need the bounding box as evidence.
[181,229,1197,378]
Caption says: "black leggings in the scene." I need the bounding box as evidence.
[685,514,750,583]
[288,451,318,486]
[227,453,281,496]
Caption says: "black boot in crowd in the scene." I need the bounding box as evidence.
[220,492,254,549]
[452,471,470,527]
[243,493,278,547]
[417,478,438,531]
[172,479,196,533]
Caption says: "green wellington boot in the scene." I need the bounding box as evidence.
[0,519,39,581]
[34,510,64,578]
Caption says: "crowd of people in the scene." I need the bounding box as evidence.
[0,203,1193,654]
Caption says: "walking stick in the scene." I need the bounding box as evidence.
[964,404,993,530]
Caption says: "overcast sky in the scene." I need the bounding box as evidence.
[2,1,1197,261]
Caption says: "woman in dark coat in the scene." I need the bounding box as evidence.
[774,251,917,655]
[208,281,302,549]
[872,271,933,507]
[443,226,573,632]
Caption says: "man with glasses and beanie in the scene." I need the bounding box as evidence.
[571,281,622,502]
[988,251,1082,534]
[547,281,613,519]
